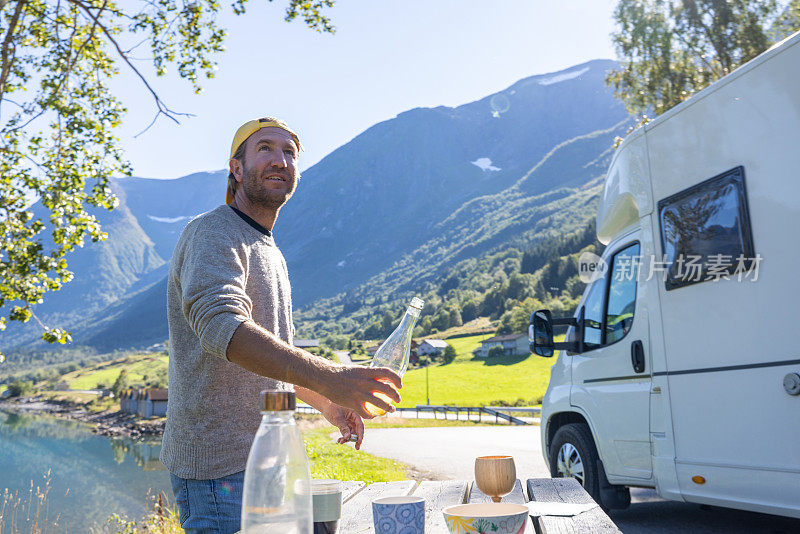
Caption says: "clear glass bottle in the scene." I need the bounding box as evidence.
[241,390,312,534]
[366,297,424,416]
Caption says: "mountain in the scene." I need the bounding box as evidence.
[276,60,625,305]
[1,59,628,356]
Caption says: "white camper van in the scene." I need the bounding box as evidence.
[529,30,800,518]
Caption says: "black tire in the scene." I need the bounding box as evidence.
[548,423,631,510]
[549,423,603,502]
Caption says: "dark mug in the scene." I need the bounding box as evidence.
[312,479,342,534]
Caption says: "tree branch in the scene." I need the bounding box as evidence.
[0,0,26,113]
[28,307,49,331]
[67,0,192,127]
[56,0,108,96]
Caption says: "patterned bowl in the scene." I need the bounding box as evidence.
[442,503,528,534]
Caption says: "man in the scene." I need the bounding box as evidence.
[161,117,401,533]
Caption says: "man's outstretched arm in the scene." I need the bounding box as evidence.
[226,320,401,420]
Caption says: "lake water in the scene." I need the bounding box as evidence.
[0,409,171,533]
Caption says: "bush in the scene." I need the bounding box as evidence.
[7,380,35,397]
[111,370,129,398]
[443,344,456,364]
[322,334,349,350]
[487,346,505,358]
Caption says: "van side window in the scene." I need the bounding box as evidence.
[582,279,605,349]
[658,166,755,290]
[605,243,640,345]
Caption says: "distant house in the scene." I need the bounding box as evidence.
[473,333,529,357]
[121,387,168,417]
[294,339,319,349]
[119,388,138,413]
[54,381,69,391]
[418,339,449,356]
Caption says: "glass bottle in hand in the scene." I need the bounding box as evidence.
[366,297,424,416]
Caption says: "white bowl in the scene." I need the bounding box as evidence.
[442,503,528,534]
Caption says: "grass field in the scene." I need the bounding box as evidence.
[30,330,553,409]
[62,353,168,390]
[304,426,407,483]
[398,333,553,407]
[302,414,492,483]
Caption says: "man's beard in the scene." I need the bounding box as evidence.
[241,165,297,210]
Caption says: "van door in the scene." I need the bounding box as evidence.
[570,236,653,480]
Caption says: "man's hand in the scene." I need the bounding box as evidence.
[316,365,402,420]
[320,403,366,449]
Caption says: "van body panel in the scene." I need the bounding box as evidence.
[635,213,683,498]
[596,130,652,245]
[675,462,800,519]
[540,352,573,471]
[645,30,800,508]
[538,31,800,517]
[539,350,572,469]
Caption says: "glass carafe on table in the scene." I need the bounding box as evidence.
[241,390,312,534]
[365,297,424,416]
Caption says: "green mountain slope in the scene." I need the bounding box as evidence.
[294,122,627,338]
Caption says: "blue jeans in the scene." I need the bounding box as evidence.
[170,471,244,534]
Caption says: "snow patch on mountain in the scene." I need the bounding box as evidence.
[148,215,191,223]
[471,158,501,172]
[539,67,589,86]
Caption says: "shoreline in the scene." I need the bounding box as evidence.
[0,395,165,439]
[0,395,445,481]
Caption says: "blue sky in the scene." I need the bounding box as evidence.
[113,0,618,179]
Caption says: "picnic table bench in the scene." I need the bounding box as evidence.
[339,477,621,533]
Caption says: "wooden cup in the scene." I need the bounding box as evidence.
[474,455,516,503]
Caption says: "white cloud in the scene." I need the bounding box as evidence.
[538,67,590,86]
[337,260,346,268]
[471,158,501,172]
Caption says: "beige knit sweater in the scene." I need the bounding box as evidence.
[160,205,294,480]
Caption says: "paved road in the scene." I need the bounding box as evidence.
[359,425,800,534]
[334,350,352,364]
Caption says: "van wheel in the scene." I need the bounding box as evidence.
[549,423,601,499]
[549,423,630,510]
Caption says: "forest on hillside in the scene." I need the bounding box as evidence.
[296,220,605,345]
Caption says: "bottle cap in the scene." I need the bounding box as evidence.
[409,297,424,309]
[260,390,296,411]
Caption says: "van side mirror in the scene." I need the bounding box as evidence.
[529,310,555,357]
[528,308,584,357]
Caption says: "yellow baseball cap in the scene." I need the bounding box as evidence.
[229,117,302,158]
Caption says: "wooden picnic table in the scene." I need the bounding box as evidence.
[339,477,621,533]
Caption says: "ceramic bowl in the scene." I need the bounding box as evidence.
[442,503,528,534]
